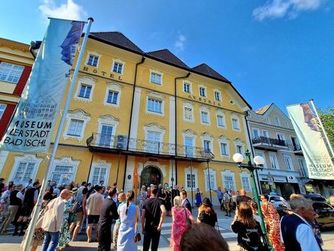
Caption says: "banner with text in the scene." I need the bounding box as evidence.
[0,18,85,153]
[287,102,334,180]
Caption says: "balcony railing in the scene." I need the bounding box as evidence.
[288,143,303,154]
[87,133,214,161]
[252,136,288,149]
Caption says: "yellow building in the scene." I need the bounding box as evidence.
[0,32,253,205]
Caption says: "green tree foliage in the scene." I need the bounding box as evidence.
[319,108,334,148]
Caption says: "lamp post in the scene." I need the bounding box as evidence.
[233,149,270,247]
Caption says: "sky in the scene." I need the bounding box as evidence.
[1,0,334,112]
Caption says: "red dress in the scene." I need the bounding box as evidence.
[261,202,285,251]
[170,206,192,251]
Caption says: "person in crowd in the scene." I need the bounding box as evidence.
[146,187,152,199]
[180,223,229,251]
[137,186,147,208]
[113,192,126,249]
[180,190,192,213]
[0,182,12,223]
[223,188,232,216]
[236,189,252,207]
[15,181,40,236]
[280,194,322,251]
[117,190,139,251]
[211,187,224,210]
[112,182,119,203]
[97,188,119,251]
[170,196,194,251]
[57,188,76,250]
[86,185,104,242]
[231,202,266,251]
[197,197,217,227]
[0,178,5,197]
[260,194,285,251]
[142,185,166,251]
[329,195,334,207]
[51,182,60,197]
[41,189,72,251]
[70,183,88,241]
[0,184,21,234]
[165,187,172,216]
[43,186,56,206]
[195,188,202,207]
[171,185,180,203]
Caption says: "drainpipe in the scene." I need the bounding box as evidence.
[174,72,191,186]
[122,56,145,190]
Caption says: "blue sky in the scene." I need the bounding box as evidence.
[1,0,334,111]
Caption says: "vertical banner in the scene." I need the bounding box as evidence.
[0,18,85,153]
[287,102,334,180]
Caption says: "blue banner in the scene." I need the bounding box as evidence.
[0,18,85,153]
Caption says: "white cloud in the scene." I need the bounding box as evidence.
[39,0,87,21]
[253,0,324,21]
[174,33,187,51]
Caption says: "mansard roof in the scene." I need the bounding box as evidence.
[89,32,143,54]
[145,49,189,69]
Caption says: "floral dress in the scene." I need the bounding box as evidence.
[58,199,73,249]
[170,207,192,251]
[261,202,285,251]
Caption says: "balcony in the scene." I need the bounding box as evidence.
[288,144,303,155]
[252,136,288,151]
[86,133,214,162]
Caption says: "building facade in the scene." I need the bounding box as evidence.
[0,38,34,174]
[247,103,307,198]
[0,32,254,205]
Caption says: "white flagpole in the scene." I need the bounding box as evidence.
[23,17,94,251]
[310,99,334,159]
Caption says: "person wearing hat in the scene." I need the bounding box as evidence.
[197,198,217,227]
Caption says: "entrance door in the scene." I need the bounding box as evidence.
[140,166,162,187]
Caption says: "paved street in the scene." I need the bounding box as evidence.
[1,206,333,250]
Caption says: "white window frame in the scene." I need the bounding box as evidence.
[214,89,222,101]
[231,114,240,131]
[201,133,213,153]
[216,111,226,128]
[183,102,194,122]
[262,130,269,138]
[50,157,80,186]
[185,167,198,191]
[89,160,111,186]
[0,103,7,120]
[273,116,281,126]
[222,170,236,192]
[252,128,260,139]
[183,130,196,157]
[277,132,286,141]
[219,137,230,157]
[283,154,294,170]
[104,83,122,107]
[0,62,24,84]
[146,97,164,116]
[75,76,96,102]
[183,81,192,94]
[269,152,279,169]
[150,70,163,85]
[240,172,251,192]
[9,154,42,184]
[97,115,119,147]
[85,53,100,67]
[298,158,307,176]
[204,168,217,191]
[64,109,90,141]
[112,59,125,75]
[199,85,207,97]
[144,123,166,153]
[200,107,210,125]
[234,139,244,155]
[255,150,267,168]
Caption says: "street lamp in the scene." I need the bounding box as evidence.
[233,150,270,247]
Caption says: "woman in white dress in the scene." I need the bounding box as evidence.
[117,191,139,251]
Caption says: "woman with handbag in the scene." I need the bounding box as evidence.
[170,196,194,251]
[117,190,139,251]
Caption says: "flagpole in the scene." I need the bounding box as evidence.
[310,99,334,159]
[23,17,94,251]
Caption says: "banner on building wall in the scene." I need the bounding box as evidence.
[0,18,85,153]
[287,102,334,180]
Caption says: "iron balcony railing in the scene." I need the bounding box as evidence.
[86,133,214,161]
[252,136,288,148]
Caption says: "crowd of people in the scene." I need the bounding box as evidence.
[0,177,331,251]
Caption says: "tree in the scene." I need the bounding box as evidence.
[319,107,334,148]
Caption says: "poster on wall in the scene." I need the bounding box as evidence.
[287,102,334,180]
[0,18,85,153]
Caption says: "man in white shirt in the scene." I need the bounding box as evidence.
[86,185,104,242]
[41,188,72,251]
[280,194,321,251]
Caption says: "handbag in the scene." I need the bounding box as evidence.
[134,232,141,242]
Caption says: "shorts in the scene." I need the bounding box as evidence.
[87,215,99,225]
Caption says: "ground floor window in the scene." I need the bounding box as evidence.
[91,166,107,185]
[13,162,35,184]
[51,165,74,185]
